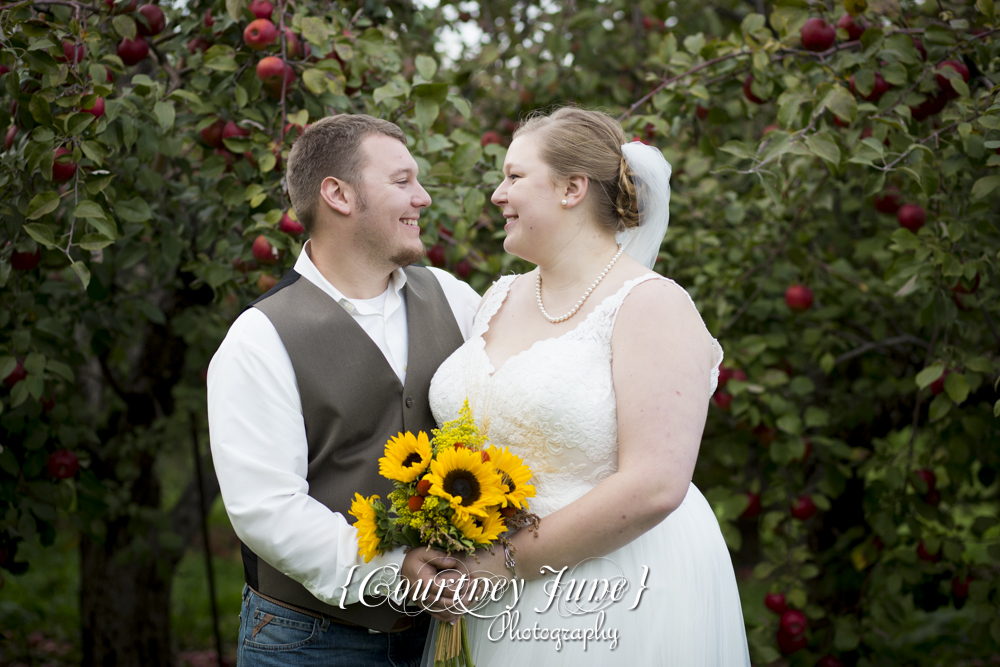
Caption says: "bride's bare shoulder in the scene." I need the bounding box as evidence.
[614,274,715,348]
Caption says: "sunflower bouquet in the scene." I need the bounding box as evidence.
[349,399,538,667]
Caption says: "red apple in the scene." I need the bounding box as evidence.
[695,105,710,120]
[950,273,980,294]
[910,92,950,121]
[754,424,776,447]
[46,450,79,479]
[427,244,446,268]
[104,0,138,11]
[0,65,7,76]
[741,492,762,519]
[712,390,733,411]
[223,121,251,140]
[82,97,105,118]
[912,37,927,61]
[60,41,88,64]
[248,0,274,20]
[929,369,948,396]
[765,592,787,614]
[187,37,211,54]
[952,576,970,599]
[481,130,503,147]
[791,495,817,520]
[832,114,850,127]
[136,5,165,37]
[850,72,889,102]
[41,394,56,412]
[200,118,225,148]
[916,540,941,563]
[800,18,836,52]
[785,284,814,312]
[262,62,295,96]
[281,29,301,58]
[897,204,925,232]
[244,18,277,50]
[455,259,472,278]
[252,235,280,264]
[837,14,865,40]
[817,655,845,667]
[11,248,41,271]
[117,36,149,66]
[203,10,215,28]
[257,274,278,292]
[52,147,77,183]
[743,75,767,104]
[873,187,901,214]
[914,468,936,494]
[3,360,26,387]
[4,125,17,151]
[777,627,808,654]
[763,123,780,136]
[256,55,285,83]
[794,438,812,463]
[279,211,304,235]
[936,60,970,95]
[780,609,808,636]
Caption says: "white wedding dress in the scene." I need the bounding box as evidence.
[427,272,751,666]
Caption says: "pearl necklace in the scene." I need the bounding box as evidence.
[536,244,624,324]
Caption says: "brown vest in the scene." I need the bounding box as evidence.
[242,265,465,631]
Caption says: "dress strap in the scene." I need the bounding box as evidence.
[471,274,518,339]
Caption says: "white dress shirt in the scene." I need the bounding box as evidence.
[207,243,480,608]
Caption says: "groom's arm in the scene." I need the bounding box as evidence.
[207,308,404,608]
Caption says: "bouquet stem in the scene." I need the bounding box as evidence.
[434,618,474,667]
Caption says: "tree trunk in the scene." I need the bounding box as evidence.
[80,519,174,667]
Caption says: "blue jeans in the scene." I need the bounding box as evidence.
[237,586,429,667]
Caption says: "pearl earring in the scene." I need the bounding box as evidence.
[561,199,568,206]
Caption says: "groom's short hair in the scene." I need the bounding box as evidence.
[286,114,406,235]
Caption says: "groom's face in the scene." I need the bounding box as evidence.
[351,134,431,269]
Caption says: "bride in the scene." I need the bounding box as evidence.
[425,107,751,665]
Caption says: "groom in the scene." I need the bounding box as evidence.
[207,114,480,666]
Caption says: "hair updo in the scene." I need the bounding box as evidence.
[513,107,640,234]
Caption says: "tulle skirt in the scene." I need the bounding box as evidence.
[422,483,751,666]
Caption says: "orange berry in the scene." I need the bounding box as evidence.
[500,506,517,518]
[481,451,490,462]
[416,479,432,496]
[407,495,424,512]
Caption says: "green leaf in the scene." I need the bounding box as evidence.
[226,0,245,21]
[373,81,406,105]
[944,373,970,404]
[27,191,61,220]
[70,261,90,289]
[977,0,995,17]
[115,197,152,223]
[302,69,328,95]
[22,223,56,248]
[777,414,802,435]
[414,98,438,132]
[46,359,74,381]
[78,234,114,251]
[411,82,449,103]
[0,357,16,381]
[415,54,437,80]
[87,215,118,241]
[928,392,951,421]
[153,101,175,131]
[448,95,471,120]
[916,363,944,389]
[821,84,857,122]
[994,399,1000,418]
[112,14,136,40]
[719,141,753,160]
[65,112,95,135]
[300,17,331,45]
[804,406,829,427]
[834,617,861,651]
[971,175,1000,199]
[805,131,841,167]
[463,189,485,221]
[74,200,105,219]
[29,94,52,125]
[23,353,46,375]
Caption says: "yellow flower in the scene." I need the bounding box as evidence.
[454,508,506,545]
[431,399,487,452]
[486,445,536,509]
[426,445,505,521]
[380,431,432,483]
[349,493,382,563]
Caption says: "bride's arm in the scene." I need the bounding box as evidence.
[468,278,717,581]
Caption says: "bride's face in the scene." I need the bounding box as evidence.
[491,134,564,260]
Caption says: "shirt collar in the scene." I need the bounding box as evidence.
[293,240,407,315]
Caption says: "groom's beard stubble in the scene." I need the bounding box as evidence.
[353,185,426,270]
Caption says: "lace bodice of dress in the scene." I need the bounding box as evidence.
[428,273,723,519]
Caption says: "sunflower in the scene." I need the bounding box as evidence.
[486,445,536,509]
[454,508,507,545]
[380,431,432,483]
[425,446,505,521]
[349,493,383,563]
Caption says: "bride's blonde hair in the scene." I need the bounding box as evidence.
[514,107,640,234]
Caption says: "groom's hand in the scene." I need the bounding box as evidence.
[401,547,463,624]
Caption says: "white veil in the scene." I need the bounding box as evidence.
[616,142,672,270]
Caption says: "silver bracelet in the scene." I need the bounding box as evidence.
[502,543,516,577]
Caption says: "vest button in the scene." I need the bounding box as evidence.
[405,397,413,408]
